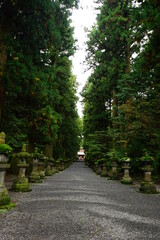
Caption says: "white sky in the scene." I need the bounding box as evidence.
[71,0,98,117]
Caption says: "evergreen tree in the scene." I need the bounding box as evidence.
[0,0,80,161]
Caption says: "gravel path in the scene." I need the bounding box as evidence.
[0,162,160,240]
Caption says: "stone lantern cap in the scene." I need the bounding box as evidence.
[140,151,153,163]
[16,144,30,158]
[140,151,154,172]
[121,152,131,163]
[31,147,42,159]
[15,144,30,168]
[121,154,131,169]
[123,158,131,163]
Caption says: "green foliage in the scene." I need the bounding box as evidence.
[83,0,160,173]
[0,0,81,163]
[0,144,12,154]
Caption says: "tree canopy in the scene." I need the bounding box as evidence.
[82,0,160,172]
[0,0,81,160]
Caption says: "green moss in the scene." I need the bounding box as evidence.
[121,177,133,184]
[52,167,56,174]
[11,177,31,192]
[39,171,45,179]
[0,195,10,206]
[30,173,42,183]
[12,182,31,192]
[0,202,16,210]
[139,182,158,194]
[0,144,12,154]
[0,188,10,206]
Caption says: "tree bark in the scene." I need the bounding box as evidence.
[0,21,10,121]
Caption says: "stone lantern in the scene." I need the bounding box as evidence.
[108,150,119,180]
[110,160,118,180]
[0,132,11,206]
[51,160,56,175]
[101,163,108,177]
[140,153,157,194]
[58,159,65,171]
[38,152,46,180]
[12,144,31,192]
[45,157,52,176]
[30,147,42,183]
[95,160,103,175]
[121,154,133,184]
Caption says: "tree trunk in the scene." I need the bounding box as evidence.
[112,88,118,148]
[0,21,10,122]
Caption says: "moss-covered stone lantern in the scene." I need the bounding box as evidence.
[101,163,108,177]
[58,159,65,171]
[51,160,56,175]
[110,161,118,180]
[95,160,103,175]
[38,152,46,180]
[30,147,42,183]
[121,154,133,184]
[108,150,119,180]
[139,152,157,194]
[45,156,53,176]
[12,144,31,192]
[0,132,12,207]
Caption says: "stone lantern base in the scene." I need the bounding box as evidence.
[12,177,31,192]
[109,173,119,180]
[52,166,56,175]
[121,176,133,184]
[96,166,102,175]
[30,171,42,183]
[46,166,52,176]
[140,181,157,194]
[0,187,10,207]
[39,170,46,180]
[101,166,108,177]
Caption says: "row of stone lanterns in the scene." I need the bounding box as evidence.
[0,133,60,208]
[95,151,157,194]
[11,144,58,192]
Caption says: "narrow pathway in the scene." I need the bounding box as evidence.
[0,162,160,240]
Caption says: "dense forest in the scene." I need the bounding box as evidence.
[1,0,160,175]
[0,0,81,160]
[82,0,160,174]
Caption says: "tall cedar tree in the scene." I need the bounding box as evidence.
[0,0,80,160]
